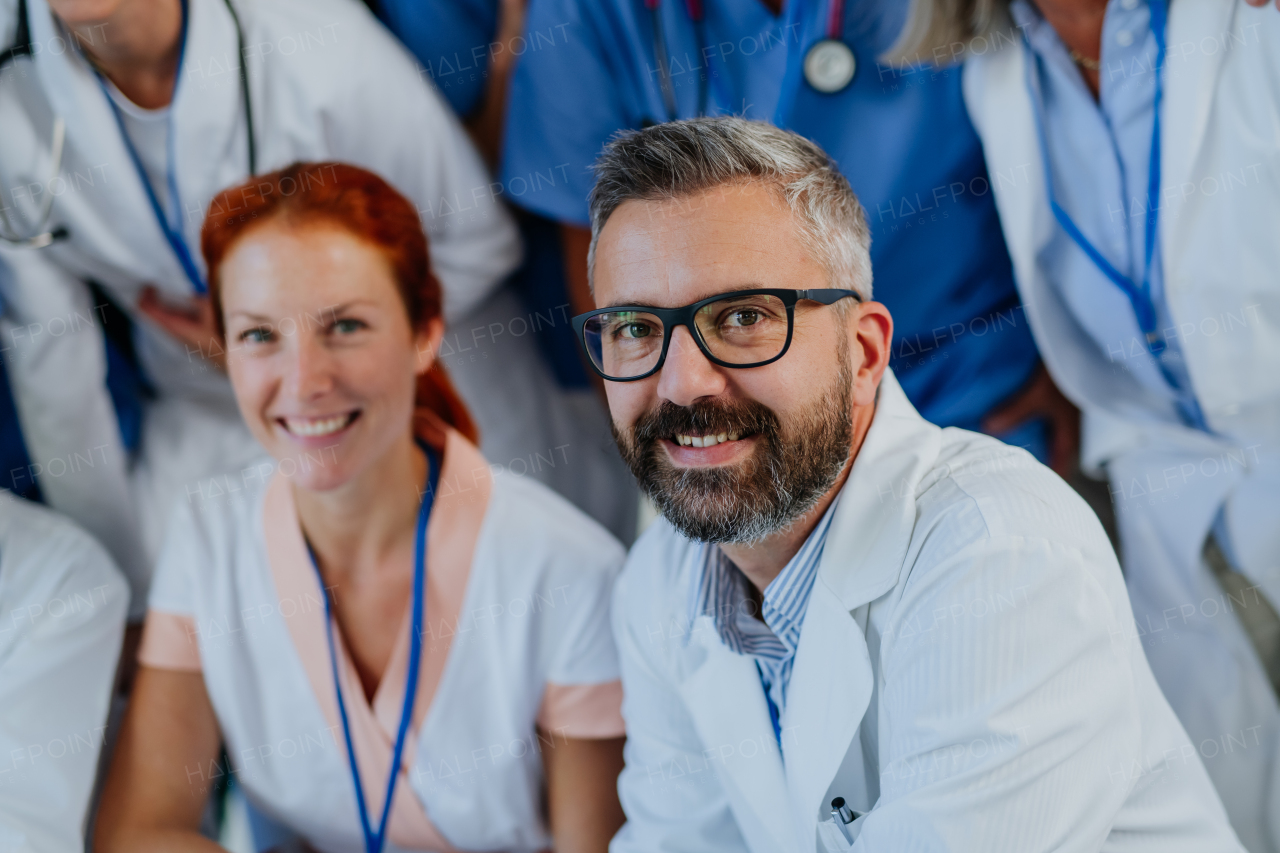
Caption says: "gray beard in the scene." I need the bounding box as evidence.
[613,355,853,545]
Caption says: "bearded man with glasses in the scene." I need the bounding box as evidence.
[586,117,1241,853]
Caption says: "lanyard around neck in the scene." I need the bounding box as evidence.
[1023,1,1171,359]
[91,0,207,294]
[756,661,783,749]
[89,0,256,295]
[1022,1,1205,427]
[309,441,442,853]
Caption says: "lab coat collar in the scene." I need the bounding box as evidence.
[171,0,246,258]
[676,370,939,852]
[820,369,941,610]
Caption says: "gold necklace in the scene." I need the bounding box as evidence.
[1070,48,1101,71]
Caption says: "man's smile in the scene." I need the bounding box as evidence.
[659,433,760,467]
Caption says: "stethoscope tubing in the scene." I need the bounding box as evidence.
[0,0,255,250]
[646,0,850,124]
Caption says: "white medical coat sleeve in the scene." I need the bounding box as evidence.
[305,0,521,324]
[609,533,749,853]
[0,249,149,612]
[856,495,1230,852]
[0,494,128,853]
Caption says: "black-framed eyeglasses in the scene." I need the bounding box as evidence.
[571,288,862,382]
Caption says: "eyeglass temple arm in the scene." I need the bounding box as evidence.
[798,288,863,304]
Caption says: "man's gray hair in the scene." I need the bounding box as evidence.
[587,117,873,300]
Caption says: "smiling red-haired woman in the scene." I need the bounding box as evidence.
[202,161,478,445]
[96,163,627,853]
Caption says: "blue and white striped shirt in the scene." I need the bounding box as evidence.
[690,494,842,720]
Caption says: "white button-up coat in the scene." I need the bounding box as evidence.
[962,3,1280,848]
[610,371,1242,853]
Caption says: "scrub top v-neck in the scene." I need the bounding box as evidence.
[139,420,626,852]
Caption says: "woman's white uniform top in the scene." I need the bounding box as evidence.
[0,0,522,612]
[0,490,128,852]
[137,424,625,853]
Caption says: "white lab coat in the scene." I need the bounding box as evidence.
[0,490,128,852]
[610,371,1243,853]
[0,0,528,613]
[962,3,1280,849]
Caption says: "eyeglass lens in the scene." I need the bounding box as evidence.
[582,294,790,379]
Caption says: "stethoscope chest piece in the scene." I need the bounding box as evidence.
[803,38,855,93]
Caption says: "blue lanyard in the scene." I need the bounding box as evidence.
[308,442,441,853]
[756,661,783,750]
[1022,1,1171,363]
[91,0,207,294]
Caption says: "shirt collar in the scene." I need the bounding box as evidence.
[690,492,843,660]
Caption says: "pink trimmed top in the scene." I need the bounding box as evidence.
[140,422,623,850]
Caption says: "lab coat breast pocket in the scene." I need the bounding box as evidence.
[816,814,864,852]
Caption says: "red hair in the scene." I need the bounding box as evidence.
[201,162,478,445]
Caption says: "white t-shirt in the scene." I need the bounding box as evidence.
[102,80,173,217]
[139,427,625,852]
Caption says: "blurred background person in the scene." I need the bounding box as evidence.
[0,489,128,851]
[95,163,626,853]
[498,0,1086,490]
[0,0,519,621]
[366,0,640,543]
[892,0,1280,848]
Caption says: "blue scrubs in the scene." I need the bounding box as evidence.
[0,283,146,502]
[373,0,498,118]
[374,0,590,388]
[502,0,1046,452]
[0,361,39,502]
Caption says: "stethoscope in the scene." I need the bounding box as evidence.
[645,0,856,123]
[0,0,256,270]
[0,0,65,247]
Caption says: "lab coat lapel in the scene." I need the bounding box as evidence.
[959,36,1055,336]
[171,0,249,272]
[25,0,169,280]
[821,371,935,605]
[781,582,872,845]
[1160,0,1235,258]
[781,372,936,841]
[678,619,800,853]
